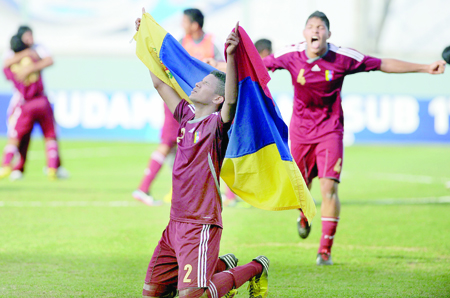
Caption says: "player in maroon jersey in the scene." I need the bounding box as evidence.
[135,14,269,297]
[2,26,67,180]
[1,35,62,180]
[263,11,446,265]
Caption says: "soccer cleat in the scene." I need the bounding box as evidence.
[297,212,311,239]
[248,256,269,298]
[56,166,70,179]
[0,166,12,179]
[48,168,57,180]
[316,253,333,265]
[9,170,23,181]
[43,166,70,179]
[219,253,238,270]
[132,190,162,206]
[223,289,238,298]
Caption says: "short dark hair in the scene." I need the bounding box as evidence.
[306,11,330,30]
[17,25,32,39]
[254,39,272,55]
[210,70,226,97]
[10,35,28,53]
[183,8,204,28]
[442,45,450,64]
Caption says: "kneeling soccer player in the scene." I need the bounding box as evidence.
[135,15,269,298]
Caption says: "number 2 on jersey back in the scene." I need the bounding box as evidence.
[297,69,306,85]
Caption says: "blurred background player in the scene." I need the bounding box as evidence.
[1,25,67,180]
[1,33,64,180]
[132,8,225,206]
[254,38,272,59]
[262,10,446,265]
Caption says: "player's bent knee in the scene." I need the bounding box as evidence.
[178,287,208,298]
[142,283,177,298]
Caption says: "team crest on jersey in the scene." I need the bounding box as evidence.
[194,131,201,143]
[325,70,334,81]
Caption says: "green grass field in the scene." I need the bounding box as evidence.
[0,138,449,297]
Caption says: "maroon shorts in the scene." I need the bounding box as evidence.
[8,96,56,140]
[160,104,179,148]
[290,135,343,185]
[143,220,222,296]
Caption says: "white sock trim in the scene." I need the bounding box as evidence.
[321,217,340,222]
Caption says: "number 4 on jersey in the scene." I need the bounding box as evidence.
[297,69,306,85]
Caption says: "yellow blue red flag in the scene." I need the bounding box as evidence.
[220,26,315,220]
[134,13,315,222]
[134,13,216,102]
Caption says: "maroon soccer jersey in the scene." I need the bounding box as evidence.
[263,42,381,143]
[171,100,230,228]
[3,56,44,101]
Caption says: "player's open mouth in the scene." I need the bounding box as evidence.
[311,36,320,49]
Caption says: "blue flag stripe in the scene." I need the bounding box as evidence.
[225,77,292,161]
[160,34,216,97]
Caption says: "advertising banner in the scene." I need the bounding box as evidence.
[1,91,449,144]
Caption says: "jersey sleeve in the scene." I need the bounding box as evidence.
[33,44,52,59]
[263,53,288,72]
[346,53,382,75]
[174,99,195,123]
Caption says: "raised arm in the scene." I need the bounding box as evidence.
[135,8,181,113]
[221,23,240,123]
[148,70,182,114]
[380,58,446,74]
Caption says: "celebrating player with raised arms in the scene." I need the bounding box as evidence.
[135,12,269,297]
[133,8,225,206]
[262,11,446,265]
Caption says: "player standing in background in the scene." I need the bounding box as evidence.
[133,8,225,206]
[135,15,269,297]
[1,25,68,180]
[254,38,272,59]
[263,11,446,265]
[1,34,63,180]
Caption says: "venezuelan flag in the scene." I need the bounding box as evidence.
[134,13,315,222]
[134,13,216,101]
[220,26,316,221]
